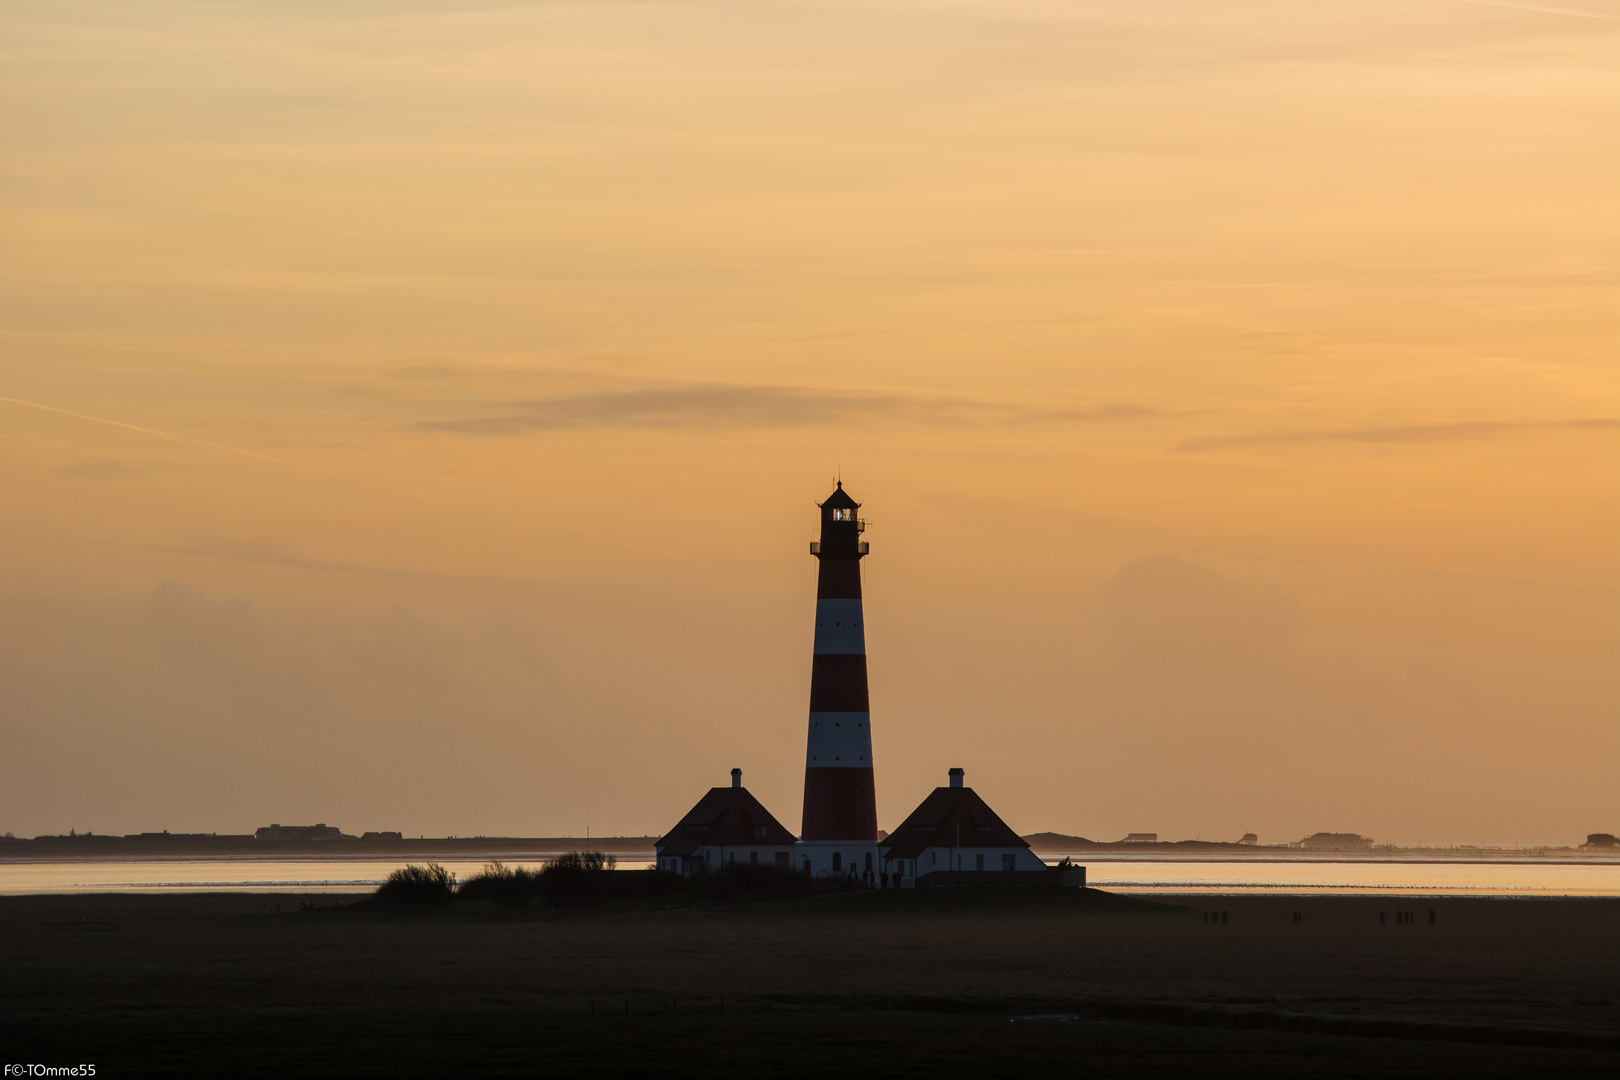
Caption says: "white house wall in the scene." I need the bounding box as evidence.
[657,845,795,876]
[795,839,881,880]
[885,846,1047,879]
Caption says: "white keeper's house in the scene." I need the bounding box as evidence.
[880,768,1048,887]
[654,769,797,876]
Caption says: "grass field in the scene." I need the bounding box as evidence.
[3,888,1617,1077]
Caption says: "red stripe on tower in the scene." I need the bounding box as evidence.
[797,481,879,881]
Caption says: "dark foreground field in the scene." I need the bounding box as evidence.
[3,888,1617,1078]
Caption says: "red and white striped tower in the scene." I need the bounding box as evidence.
[795,481,880,882]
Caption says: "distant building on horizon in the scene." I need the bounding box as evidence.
[1121,832,1158,844]
[255,823,344,841]
[654,769,796,876]
[1238,833,1259,845]
[1579,833,1617,850]
[1296,832,1373,852]
[360,831,403,842]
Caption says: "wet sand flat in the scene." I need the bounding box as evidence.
[3,889,1617,1077]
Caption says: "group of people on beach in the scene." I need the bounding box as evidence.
[1380,909,1436,925]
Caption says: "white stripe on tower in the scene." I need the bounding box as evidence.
[811,598,866,654]
[805,714,871,766]
[806,597,872,765]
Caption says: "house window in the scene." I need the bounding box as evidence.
[776,852,789,868]
[832,508,852,521]
[802,857,812,872]
[930,851,937,866]
[976,854,985,872]
[832,852,842,871]
[753,825,767,839]
[750,851,758,865]
[864,853,872,872]
[1002,854,1016,872]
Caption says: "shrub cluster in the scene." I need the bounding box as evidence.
[376,863,456,905]
[455,861,539,906]
[375,853,810,909]
[687,862,813,902]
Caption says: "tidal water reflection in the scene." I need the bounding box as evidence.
[2,857,1617,895]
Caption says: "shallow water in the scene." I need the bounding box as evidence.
[0,858,651,895]
[2,857,1617,895]
[1080,859,1620,896]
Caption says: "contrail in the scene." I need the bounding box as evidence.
[1450,0,1620,20]
[0,395,281,463]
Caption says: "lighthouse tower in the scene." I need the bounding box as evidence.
[795,481,880,882]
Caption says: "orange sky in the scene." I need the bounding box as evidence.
[1,0,1616,844]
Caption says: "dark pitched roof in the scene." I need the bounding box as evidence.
[820,481,858,510]
[878,786,1030,861]
[654,787,797,857]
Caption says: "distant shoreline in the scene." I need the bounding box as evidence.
[3,833,1615,864]
[0,835,660,862]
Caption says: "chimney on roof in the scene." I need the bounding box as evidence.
[948,768,964,789]
[731,768,742,789]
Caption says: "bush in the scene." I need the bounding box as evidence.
[457,861,540,907]
[538,850,618,905]
[376,863,456,905]
[688,862,812,902]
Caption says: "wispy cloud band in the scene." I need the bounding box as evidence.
[1176,418,1620,453]
[413,384,1162,435]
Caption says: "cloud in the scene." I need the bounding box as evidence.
[412,384,1163,435]
[1175,418,1620,453]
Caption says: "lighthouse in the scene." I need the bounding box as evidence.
[796,481,880,882]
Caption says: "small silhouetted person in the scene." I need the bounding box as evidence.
[1379,911,1386,925]
[1221,910,1228,924]
[1429,909,1436,925]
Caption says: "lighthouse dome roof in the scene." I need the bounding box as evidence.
[820,481,859,510]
